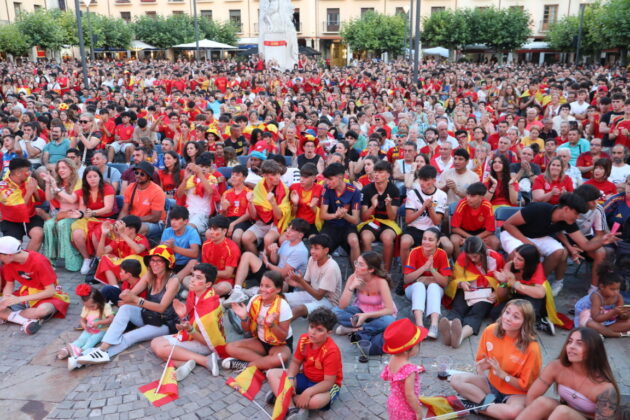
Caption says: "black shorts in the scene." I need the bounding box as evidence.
[359,221,396,238]
[1,216,45,240]
[245,263,267,288]
[320,224,357,253]
[227,216,252,233]
[455,228,485,236]
[402,226,425,247]
[260,335,294,354]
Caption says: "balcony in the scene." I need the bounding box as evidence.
[323,21,339,33]
[140,0,156,3]
[115,0,130,4]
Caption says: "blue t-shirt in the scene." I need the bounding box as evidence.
[278,240,309,276]
[160,225,202,265]
[322,184,361,228]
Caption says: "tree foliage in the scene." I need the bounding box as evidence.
[420,10,470,51]
[547,2,604,53]
[16,9,65,50]
[0,24,30,56]
[341,11,406,55]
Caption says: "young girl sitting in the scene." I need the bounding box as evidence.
[381,318,428,420]
[58,284,114,370]
[574,265,630,338]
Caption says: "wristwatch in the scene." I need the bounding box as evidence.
[504,375,511,383]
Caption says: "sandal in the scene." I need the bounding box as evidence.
[57,347,70,360]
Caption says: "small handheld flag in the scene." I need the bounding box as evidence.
[138,361,179,407]
[226,366,265,401]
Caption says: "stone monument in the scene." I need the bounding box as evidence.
[258,0,298,71]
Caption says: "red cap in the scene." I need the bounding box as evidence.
[382,319,428,354]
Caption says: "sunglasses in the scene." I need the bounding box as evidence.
[134,170,148,176]
[79,120,90,123]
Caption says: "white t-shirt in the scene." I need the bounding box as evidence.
[281,167,301,187]
[438,168,480,204]
[405,185,448,230]
[303,256,342,306]
[19,137,46,165]
[609,164,630,186]
[570,101,589,116]
[246,296,293,343]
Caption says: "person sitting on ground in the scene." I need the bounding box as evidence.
[199,215,241,297]
[94,215,149,286]
[450,299,542,420]
[160,205,201,282]
[176,152,220,234]
[450,182,500,258]
[100,258,145,306]
[77,246,180,365]
[0,236,70,335]
[218,164,251,249]
[285,234,342,320]
[441,236,504,349]
[151,263,226,381]
[266,307,343,419]
[515,327,621,420]
[223,270,293,371]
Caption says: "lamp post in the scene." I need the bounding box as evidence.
[192,0,200,60]
[84,0,95,61]
[73,0,89,88]
[412,0,421,82]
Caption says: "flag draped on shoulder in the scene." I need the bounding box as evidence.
[138,361,179,407]
[252,179,292,233]
[189,288,228,358]
[226,366,265,401]
[271,371,294,420]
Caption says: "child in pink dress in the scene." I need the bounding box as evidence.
[380,318,428,420]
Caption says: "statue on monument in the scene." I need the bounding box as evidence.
[258,0,299,70]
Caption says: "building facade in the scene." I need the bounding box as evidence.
[0,0,47,24]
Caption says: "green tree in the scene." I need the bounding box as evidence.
[546,3,604,59]
[0,24,30,56]
[547,15,580,51]
[481,7,531,58]
[341,11,406,55]
[132,15,172,49]
[97,15,132,49]
[198,17,239,46]
[16,9,65,50]
[597,0,630,64]
[420,10,470,53]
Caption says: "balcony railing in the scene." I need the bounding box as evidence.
[323,20,339,33]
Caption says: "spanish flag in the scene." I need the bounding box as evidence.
[138,361,179,407]
[190,288,228,358]
[271,371,294,420]
[252,179,292,233]
[542,281,574,330]
[226,366,265,401]
[419,395,465,419]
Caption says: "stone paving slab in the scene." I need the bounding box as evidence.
[0,260,628,420]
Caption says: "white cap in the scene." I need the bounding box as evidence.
[0,236,22,254]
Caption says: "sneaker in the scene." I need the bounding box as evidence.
[175,360,196,381]
[221,357,249,371]
[77,348,110,364]
[536,317,556,336]
[80,258,93,275]
[67,356,82,371]
[227,309,244,335]
[335,325,355,335]
[450,318,463,349]
[264,390,277,405]
[224,288,248,306]
[242,287,259,298]
[286,407,309,420]
[427,324,439,339]
[22,320,41,335]
[439,318,451,347]
[208,352,219,377]
[551,279,564,297]
[460,399,480,414]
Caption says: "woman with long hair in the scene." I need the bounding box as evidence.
[441,236,504,348]
[70,166,116,274]
[183,141,201,165]
[158,151,184,200]
[77,246,179,365]
[486,154,519,207]
[532,156,574,205]
[516,327,620,420]
[450,299,542,419]
[41,158,82,271]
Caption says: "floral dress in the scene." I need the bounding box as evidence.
[381,363,422,420]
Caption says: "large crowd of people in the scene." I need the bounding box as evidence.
[0,55,629,419]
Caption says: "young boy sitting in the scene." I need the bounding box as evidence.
[161,205,202,282]
[289,163,323,237]
[200,215,242,297]
[100,259,145,305]
[265,307,343,419]
[219,164,251,248]
[176,152,220,234]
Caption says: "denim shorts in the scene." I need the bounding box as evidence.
[296,373,341,410]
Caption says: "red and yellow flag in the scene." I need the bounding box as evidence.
[138,361,179,407]
[226,366,265,401]
[271,371,294,420]
[420,395,465,419]
[191,288,228,358]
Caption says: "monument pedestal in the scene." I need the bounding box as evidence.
[261,32,297,70]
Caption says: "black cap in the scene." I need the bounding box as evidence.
[134,161,155,178]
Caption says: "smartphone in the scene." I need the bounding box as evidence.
[611,222,621,235]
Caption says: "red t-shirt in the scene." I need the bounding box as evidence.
[222,187,250,218]
[403,248,451,289]
[158,169,185,194]
[584,178,617,199]
[289,183,324,224]
[1,250,56,291]
[106,234,150,259]
[294,334,343,387]
[74,184,116,217]
[451,198,495,233]
[576,151,610,179]
[201,238,241,283]
[532,174,574,205]
[484,179,519,207]
[114,124,134,141]
[520,264,546,286]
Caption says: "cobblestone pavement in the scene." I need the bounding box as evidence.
[1,260,629,420]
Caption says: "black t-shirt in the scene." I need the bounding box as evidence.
[517,202,579,238]
[361,181,401,219]
[601,111,624,147]
[224,136,247,155]
[509,162,541,181]
[297,154,321,169]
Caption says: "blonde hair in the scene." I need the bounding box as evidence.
[495,299,538,352]
[54,158,79,194]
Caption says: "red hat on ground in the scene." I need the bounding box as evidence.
[382,318,428,354]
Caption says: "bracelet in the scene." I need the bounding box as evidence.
[137,297,145,307]
[79,210,85,218]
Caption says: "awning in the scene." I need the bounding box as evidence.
[172,39,237,49]
[422,47,449,58]
[130,40,159,51]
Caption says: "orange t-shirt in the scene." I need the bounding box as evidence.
[123,182,166,220]
[476,323,542,395]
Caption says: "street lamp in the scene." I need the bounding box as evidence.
[192,0,200,60]
[83,0,95,61]
[73,0,89,88]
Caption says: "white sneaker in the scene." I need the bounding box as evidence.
[175,360,196,381]
[208,352,219,377]
[67,356,81,371]
[223,288,248,306]
[551,280,564,297]
[80,258,93,275]
[242,287,259,298]
[77,348,110,364]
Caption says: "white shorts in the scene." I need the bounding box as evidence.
[284,290,333,314]
[500,230,564,257]
[109,141,135,153]
[189,213,210,233]
[163,334,212,355]
[246,221,278,241]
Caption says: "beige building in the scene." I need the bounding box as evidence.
[0,0,47,24]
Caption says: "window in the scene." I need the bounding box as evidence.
[326,8,339,32]
[13,2,21,16]
[58,0,66,10]
[33,4,40,10]
[201,10,212,20]
[292,9,300,32]
[395,7,406,16]
[509,6,524,11]
[229,9,242,32]
[361,8,374,17]
[431,6,445,15]
[476,7,488,11]
[146,11,157,18]
[542,4,558,31]
[120,11,131,21]
[172,10,184,14]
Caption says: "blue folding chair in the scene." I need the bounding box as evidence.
[108,163,130,175]
[217,166,232,181]
[494,206,522,233]
[237,155,249,166]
